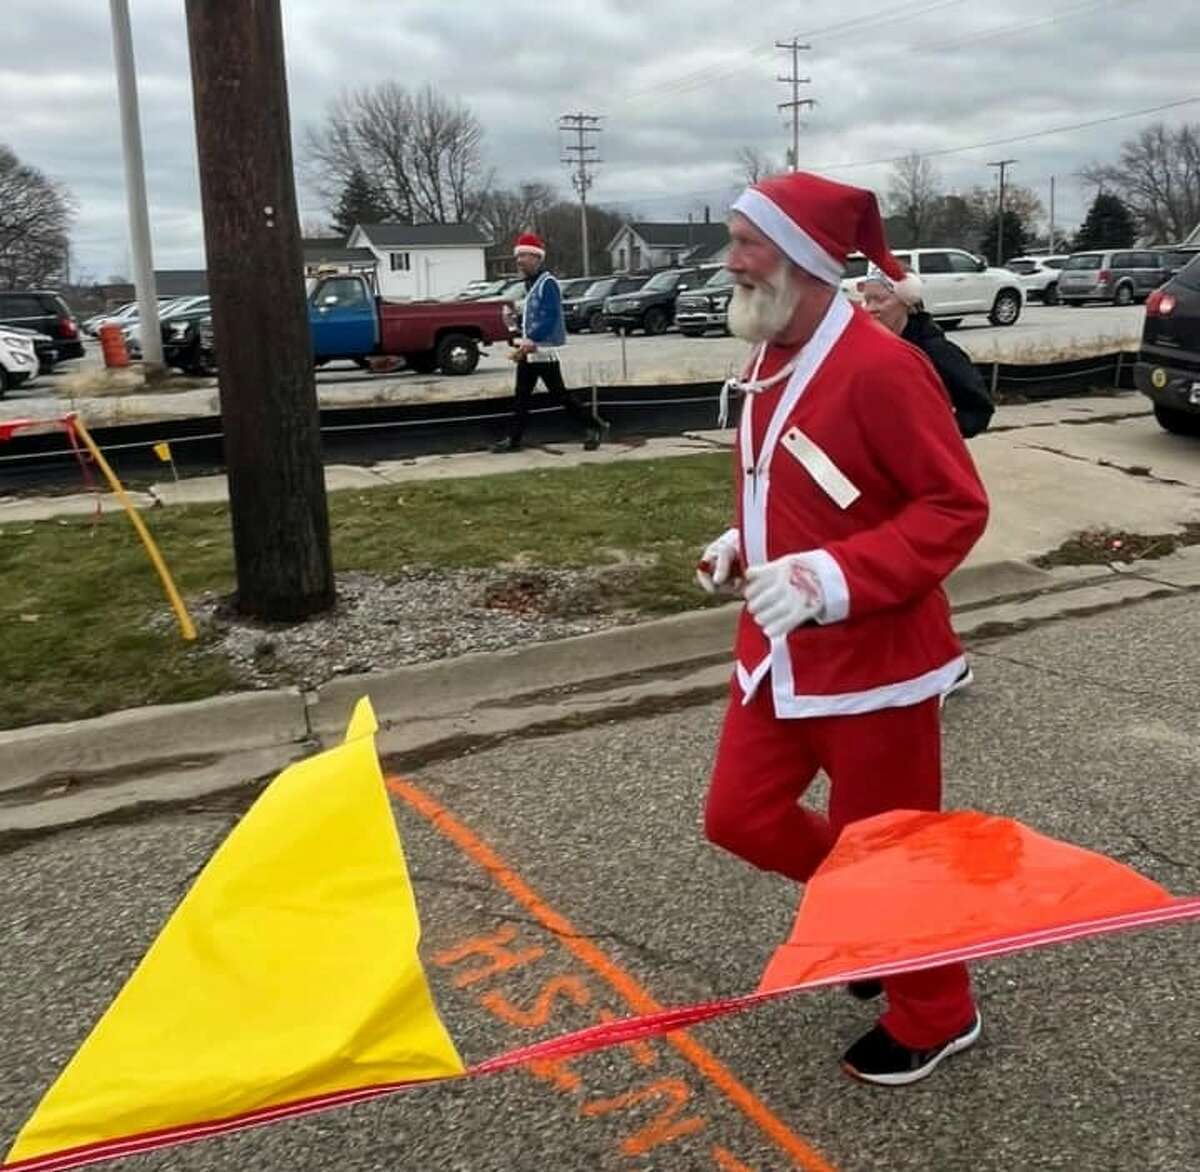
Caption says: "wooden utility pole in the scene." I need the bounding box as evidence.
[776,38,814,171]
[560,113,603,277]
[184,0,334,620]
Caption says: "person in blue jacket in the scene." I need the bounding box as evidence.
[492,232,606,452]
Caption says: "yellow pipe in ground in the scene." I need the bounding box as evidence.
[68,415,198,642]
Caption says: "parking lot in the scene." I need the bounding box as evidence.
[0,302,1146,432]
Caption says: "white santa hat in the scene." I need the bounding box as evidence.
[731,171,923,306]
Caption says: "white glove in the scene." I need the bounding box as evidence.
[696,527,743,594]
[744,555,825,638]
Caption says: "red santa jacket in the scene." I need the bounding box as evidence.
[730,295,989,717]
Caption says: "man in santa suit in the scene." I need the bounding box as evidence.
[698,171,990,1086]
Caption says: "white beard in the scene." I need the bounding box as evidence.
[727,270,801,342]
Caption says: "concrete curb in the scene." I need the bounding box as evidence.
[4,550,1198,838]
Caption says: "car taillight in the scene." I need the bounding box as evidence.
[58,316,78,338]
[1146,290,1176,317]
[1097,269,1111,284]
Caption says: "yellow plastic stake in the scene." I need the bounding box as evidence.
[69,417,197,641]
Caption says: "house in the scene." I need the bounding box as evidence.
[302,238,377,277]
[606,221,730,273]
[346,222,490,299]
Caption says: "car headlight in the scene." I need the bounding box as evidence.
[169,322,189,339]
[713,294,731,308]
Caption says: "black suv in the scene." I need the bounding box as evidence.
[676,268,735,336]
[1135,252,1200,436]
[0,290,84,362]
[564,275,649,333]
[604,266,718,335]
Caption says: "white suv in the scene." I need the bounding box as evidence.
[843,248,1026,328]
[0,326,39,397]
[1006,255,1069,305]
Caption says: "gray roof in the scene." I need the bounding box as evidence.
[302,238,376,266]
[153,270,208,296]
[614,221,729,252]
[356,222,489,248]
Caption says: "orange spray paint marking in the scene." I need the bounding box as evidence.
[389,776,836,1172]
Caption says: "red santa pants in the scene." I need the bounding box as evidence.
[704,682,975,1050]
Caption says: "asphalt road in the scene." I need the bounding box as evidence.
[2,595,1198,1171]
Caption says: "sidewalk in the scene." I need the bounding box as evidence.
[5,393,1200,838]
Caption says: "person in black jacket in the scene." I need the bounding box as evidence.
[858,272,995,439]
[859,268,992,703]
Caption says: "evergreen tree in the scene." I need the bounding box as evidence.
[979,209,1029,265]
[330,168,388,237]
[1073,192,1137,250]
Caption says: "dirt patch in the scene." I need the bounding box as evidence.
[1033,525,1200,568]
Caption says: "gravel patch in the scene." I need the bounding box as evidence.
[183,566,644,690]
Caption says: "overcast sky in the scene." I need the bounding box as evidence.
[4,0,1196,277]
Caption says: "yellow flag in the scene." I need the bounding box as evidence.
[152,442,171,463]
[6,698,463,1167]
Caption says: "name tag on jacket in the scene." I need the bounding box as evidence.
[780,427,861,509]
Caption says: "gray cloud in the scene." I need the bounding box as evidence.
[4,0,1196,276]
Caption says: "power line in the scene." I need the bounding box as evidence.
[559,112,603,277]
[777,38,814,171]
[815,94,1200,171]
[601,94,1200,209]
[616,0,969,105]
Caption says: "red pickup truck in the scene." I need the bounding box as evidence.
[308,273,517,375]
[189,273,518,377]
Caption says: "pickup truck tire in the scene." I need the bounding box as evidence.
[404,352,438,374]
[587,310,605,333]
[988,290,1022,327]
[643,307,670,335]
[1153,404,1200,437]
[436,333,479,376]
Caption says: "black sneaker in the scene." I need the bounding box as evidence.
[842,1013,981,1087]
[847,979,883,1002]
[583,427,602,451]
[491,437,522,453]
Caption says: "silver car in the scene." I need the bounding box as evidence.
[1058,249,1169,307]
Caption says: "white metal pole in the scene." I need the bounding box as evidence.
[109,0,164,377]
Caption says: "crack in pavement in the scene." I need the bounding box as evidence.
[1021,441,1191,488]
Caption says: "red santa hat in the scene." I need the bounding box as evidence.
[513,232,546,259]
[731,171,922,305]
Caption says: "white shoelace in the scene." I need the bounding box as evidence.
[718,344,801,428]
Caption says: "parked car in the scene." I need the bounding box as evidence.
[126,297,212,360]
[0,326,40,396]
[0,290,84,361]
[1158,246,1200,281]
[842,248,1024,327]
[563,275,649,333]
[1058,249,1170,306]
[1134,252,1200,436]
[676,268,735,336]
[1006,255,1069,304]
[604,266,719,335]
[199,274,517,377]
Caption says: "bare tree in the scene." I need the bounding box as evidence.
[0,144,76,289]
[304,83,487,226]
[735,146,781,186]
[887,153,942,246]
[474,181,558,259]
[1081,121,1200,243]
[965,183,1044,240]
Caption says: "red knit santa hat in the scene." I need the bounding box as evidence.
[731,171,922,305]
[513,232,546,259]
